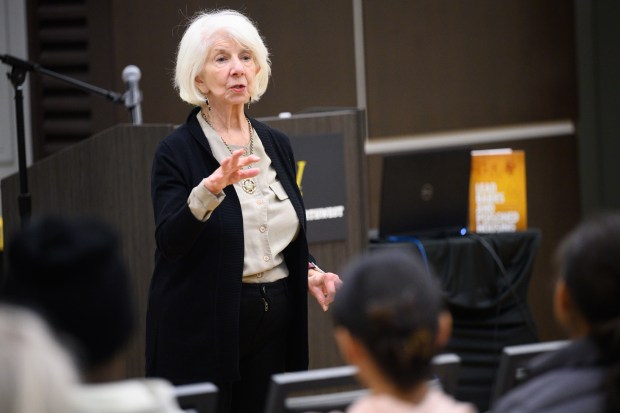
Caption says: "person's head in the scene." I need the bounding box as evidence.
[331,249,449,394]
[0,304,78,413]
[2,215,136,382]
[175,9,271,107]
[552,212,620,413]
[553,212,620,338]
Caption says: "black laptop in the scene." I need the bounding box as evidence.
[378,148,471,240]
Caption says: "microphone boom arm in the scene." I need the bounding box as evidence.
[1,54,124,103]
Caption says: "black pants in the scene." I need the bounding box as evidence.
[216,278,292,413]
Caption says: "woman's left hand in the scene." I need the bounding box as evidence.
[308,269,343,312]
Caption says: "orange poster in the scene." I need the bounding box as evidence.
[468,149,527,233]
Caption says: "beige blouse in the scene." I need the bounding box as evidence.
[187,113,301,283]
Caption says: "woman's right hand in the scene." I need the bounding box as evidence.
[203,149,260,195]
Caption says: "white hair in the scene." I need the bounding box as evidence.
[175,9,271,106]
[0,305,78,413]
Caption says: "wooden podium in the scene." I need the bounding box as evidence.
[1,109,368,377]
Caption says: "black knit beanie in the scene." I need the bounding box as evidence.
[1,215,136,371]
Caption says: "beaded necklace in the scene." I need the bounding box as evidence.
[201,110,256,194]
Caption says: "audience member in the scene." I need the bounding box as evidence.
[331,249,476,413]
[0,304,78,413]
[493,212,620,413]
[1,215,184,413]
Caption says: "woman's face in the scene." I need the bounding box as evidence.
[195,34,259,108]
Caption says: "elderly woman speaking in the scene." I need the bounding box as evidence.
[145,9,341,413]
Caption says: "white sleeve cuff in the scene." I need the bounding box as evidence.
[187,179,226,222]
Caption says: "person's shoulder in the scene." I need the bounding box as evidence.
[164,111,197,142]
[154,126,192,162]
[247,116,271,132]
[422,387,477,413]
[250,117,290,142]
[72,378,184,413]
[157,110,202,152]
[347,391,476,413]
[492,367,605,413]
[159,121,184,139]
[346,394,400,413]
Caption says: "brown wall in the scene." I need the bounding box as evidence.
[103,0,358,127]
[363,1,577,136]
[29,0,576,139]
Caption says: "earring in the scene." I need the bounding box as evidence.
[247,95,252,110]
[205,96,211,112]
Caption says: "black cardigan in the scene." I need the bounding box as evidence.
[145,107,310,384]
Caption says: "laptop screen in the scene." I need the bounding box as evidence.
[378,148,471,239]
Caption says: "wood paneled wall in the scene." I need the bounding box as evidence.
[26,0,576,151]
[363,1,577,136]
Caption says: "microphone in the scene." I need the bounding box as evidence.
[122,65,143,125]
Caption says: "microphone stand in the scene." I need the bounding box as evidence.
[1,54,130,227]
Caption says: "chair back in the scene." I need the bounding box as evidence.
[490,340,569,405]
[175,382,218,413]
[431,352,461,396]
[264,365,365,413]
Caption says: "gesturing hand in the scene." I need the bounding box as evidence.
[203,149,260,194]
[308,270,343,312]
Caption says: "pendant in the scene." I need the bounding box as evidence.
[241,178,256,194]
